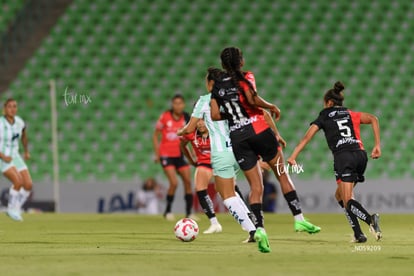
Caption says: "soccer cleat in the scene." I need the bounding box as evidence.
[203,223,223,234]
[369,214,382,241]
[254,228,271,253]
[294,220,321,234]
[242,233,256,243]
[6,209,23,222]
[351,233,367,243]
[242,231,256,243]
[164,213,175,221]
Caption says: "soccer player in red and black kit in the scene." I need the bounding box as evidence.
[153,94,193,220]
[180,119,222,234]
[288,81,382,243]
[210,47,320,252]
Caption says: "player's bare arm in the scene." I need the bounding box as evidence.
[360,112,381,159]
[287,124,320,165]
[177,116,200,136]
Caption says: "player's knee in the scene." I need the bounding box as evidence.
[24,181,33,190]
[334,189,341,201]
[169,181,178,190]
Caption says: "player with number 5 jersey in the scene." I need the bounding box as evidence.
[288,81,382,243]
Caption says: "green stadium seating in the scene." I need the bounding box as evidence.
[4,0,414,181]
[0,1,25,34]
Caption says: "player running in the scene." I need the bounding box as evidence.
[153,94,194,220]
[287,81,382,243]
[0,98,33,221]
[210,47,320,239]
[178,68,264,252]
[180,119,223,234]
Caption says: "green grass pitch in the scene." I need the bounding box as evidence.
[0,213,412,276]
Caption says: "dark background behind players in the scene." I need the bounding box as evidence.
[262,171,278,213]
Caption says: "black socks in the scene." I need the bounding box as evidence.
[250,203,264,228]
[346,199,372,225]
[284,190,302,216]
[339,200,363,236]
[196,190,215,219]
[164,195,174,214]
[185,193,193,217]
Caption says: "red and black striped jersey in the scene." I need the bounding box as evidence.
[311,106,364,154]
[211,71,269,142]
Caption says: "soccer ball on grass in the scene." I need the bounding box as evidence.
[174,218,199,242]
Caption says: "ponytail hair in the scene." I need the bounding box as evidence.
[324,81,345,106]
[220,47,257,96]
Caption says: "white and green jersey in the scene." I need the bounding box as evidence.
[0,116,25,156]
[192,94,232,153]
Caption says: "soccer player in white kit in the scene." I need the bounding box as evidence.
[178,69,260,251]
[0,98,33,221]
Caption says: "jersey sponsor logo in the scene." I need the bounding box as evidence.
[335,137,361,148]
[166,132,178,141]
[329,110,349,118]
[218,88,226,97]
[237,158,245,164]
[229,116,258,132]
[11,133,20,141]
[220,86,238,96]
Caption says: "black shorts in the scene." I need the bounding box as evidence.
[334,150,367,183]
[231,128,280,171]
[160,156,189,170]
[197,163,212,170]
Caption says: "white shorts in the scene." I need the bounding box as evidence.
[0,152,28,173]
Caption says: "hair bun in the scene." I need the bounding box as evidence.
[333,81,345,94]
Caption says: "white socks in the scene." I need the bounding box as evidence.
[235,192,251,214]
[9,187,31,212]
[8,188,19,211]
[223,196,256,233]
[210,217,219,225]
[18,188,31,210]
[294,213,305,222]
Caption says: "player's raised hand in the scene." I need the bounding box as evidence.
[371,145,381,159]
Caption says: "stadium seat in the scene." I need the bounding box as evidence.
[3,0,414,181]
